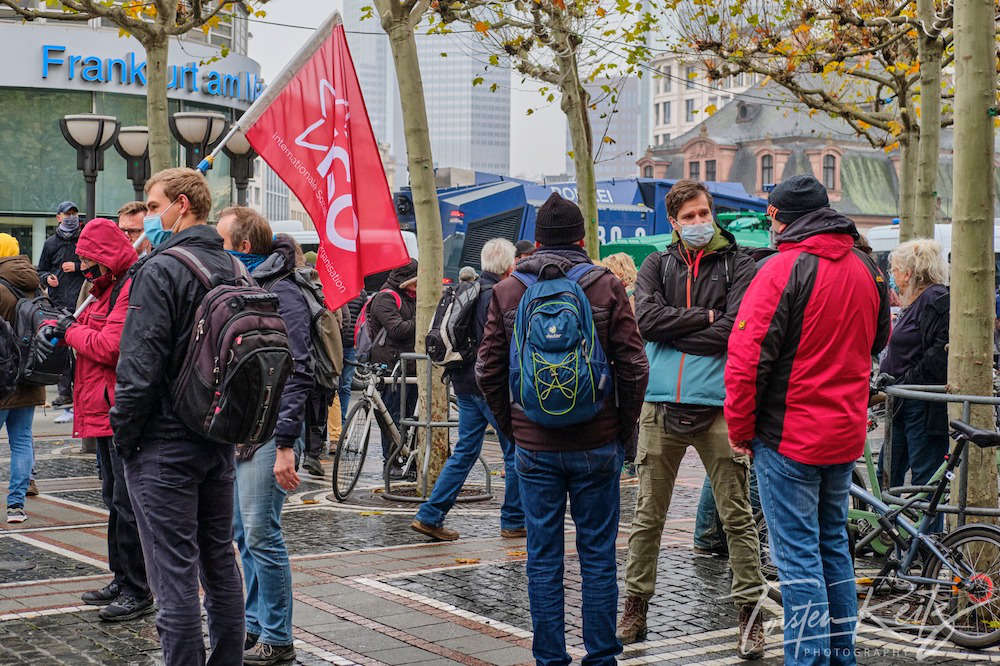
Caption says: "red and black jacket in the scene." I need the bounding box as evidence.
[724,208,890,465]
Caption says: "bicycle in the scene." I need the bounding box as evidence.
[851,419,1000,648]
[331,360,417,502]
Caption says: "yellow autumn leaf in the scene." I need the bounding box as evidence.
[507,550,528,556]
[705,104,718,115]
[907,62,920,76]
[301,498,318,505]
[359,511,384,516]
[596,6,606,16]
[794,23,810,34]
[474,20,489,34]
[455,558,480,564]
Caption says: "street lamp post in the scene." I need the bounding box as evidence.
[114,126,151,200]
[59,114,120,222]
[169,111,228,169]
[221,129,258,207]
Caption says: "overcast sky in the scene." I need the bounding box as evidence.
[247,0,566,181]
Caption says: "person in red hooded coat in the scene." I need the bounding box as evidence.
[44,217,153,622]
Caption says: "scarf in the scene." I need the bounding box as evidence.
[227,250,268,273]
[57,215,80,240]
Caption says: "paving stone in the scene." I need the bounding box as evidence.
[473,646,535,666]
[0,538,103,584]
[435,634,516,654]
[405,621,482,642]
[363,645,441,664]
[378,611,447,630]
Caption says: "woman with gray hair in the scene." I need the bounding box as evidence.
[878,239,949,506]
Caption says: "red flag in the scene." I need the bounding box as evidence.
[244,23,409,309]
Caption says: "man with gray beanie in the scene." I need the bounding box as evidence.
[477,191,648,665]
[725,174,890,664]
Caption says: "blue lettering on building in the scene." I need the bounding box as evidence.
[40,44,261,102]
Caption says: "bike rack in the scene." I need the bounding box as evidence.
[882,384,1000,526]
[381,352,494,503]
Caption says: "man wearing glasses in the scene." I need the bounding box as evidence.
[117,202,150,257]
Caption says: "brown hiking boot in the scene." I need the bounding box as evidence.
[500,527,527,538]
[410,519,459,541]
[616,595,648,644]
[737,604,765,660]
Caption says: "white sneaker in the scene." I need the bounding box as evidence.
[53,408,73,424]
[6,506,27,523]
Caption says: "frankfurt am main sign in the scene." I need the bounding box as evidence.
[0,22,261,110]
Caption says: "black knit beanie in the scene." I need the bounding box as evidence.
[767,175,830,224]
[535,192,585,246]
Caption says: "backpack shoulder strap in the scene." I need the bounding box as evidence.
[511,270,539,290]
[0,277,25,301]
[162,247,214,290]
[105,278,128,316]
[566,262,607,289]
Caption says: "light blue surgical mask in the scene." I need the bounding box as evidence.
[679,222,716,248]
[143,199,178,248]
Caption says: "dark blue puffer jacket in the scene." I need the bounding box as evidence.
[251,237,314,451]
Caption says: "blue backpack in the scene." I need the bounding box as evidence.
[509,263,612,427]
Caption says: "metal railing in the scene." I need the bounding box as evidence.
[381,352,493,503]
[882,384,1000,526]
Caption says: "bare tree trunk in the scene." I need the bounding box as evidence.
[383,12,449,491]
[557,50,600,259]
[947,0,997,523]
[897,130,919,242]
[145,36,172,173]
[913,0,943,240]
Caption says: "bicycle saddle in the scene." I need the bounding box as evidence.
[950,420,1000,447]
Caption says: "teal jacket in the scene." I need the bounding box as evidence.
[633,227,756,405]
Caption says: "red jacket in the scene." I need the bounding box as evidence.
[724,209,890,465]
[65,218,138,438]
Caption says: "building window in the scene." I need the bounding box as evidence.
[709,96,717,109]
[643,165,653,178]
[663,66,672,92]
[663,101,671,124]
[705,160,717,181]
[655,103,661,126]
[823,154,837,190]
[685,99,696,123]
[685,66,696,89]
[663,133,670,144]
[689,161,700,180]
[760,154,774,188]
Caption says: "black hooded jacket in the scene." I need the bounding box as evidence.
[369,260,417,368]
[249,236,314,453]
[37,229,84,309]
[111,225,243,456]
[450,270,503,395]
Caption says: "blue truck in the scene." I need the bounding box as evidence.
[392,175,767,280]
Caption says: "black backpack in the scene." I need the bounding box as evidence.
[267,267,341,390]
[425,281,481,370]
[0,279,71,387]
[0,319,20,400]
[165,247,293,446]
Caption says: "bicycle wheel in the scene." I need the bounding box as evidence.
[332,399,373,502]
[924,525,1000,648]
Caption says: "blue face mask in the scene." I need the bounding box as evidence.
[679,222,715,248]
[143,199,178,248]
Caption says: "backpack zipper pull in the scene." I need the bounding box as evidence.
[196,319,205,341]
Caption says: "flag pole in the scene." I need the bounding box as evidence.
[197,11,344,175]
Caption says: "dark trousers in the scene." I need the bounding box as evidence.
[96,436,149,599]
[57,354,73,400]
[304,386,335,459]
[123,438,245,666]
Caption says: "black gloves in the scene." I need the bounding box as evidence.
[873,372,896,392]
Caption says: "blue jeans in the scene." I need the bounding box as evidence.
[754,443,857,666]
[233,439,299,646]
[880,398,948,487]
[4,407,34,509]
[339,347,357,421]
[694,469,761,550]
[416,394,523,530]
[516,441,623,666]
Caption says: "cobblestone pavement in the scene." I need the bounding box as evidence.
[0,403,991,664]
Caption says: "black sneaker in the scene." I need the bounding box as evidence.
[51,395,73,408]
[98,593,155,622]
[301,455,324,478]
[244,641,296,665]
[82,581,120,606]
[245,632,260,651]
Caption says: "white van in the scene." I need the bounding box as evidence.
[867,223,1000,276]
[268,219,418,259]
